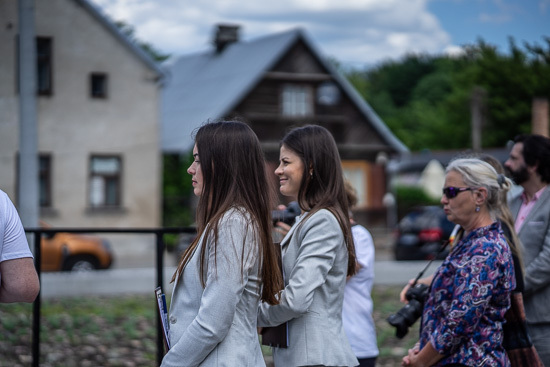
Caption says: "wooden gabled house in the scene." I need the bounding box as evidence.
[162,24,408,225]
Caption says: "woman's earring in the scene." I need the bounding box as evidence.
[475,206,480,212]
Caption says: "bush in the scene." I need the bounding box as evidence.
[395,185,440,219]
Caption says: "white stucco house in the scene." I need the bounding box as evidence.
[0,0,164,265]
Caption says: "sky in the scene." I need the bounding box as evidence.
[89,0,549,69]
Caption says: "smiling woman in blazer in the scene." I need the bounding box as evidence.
[258,125,359,367]
[161,121,282,367]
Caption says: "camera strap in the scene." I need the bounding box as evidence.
[412,224,462,284]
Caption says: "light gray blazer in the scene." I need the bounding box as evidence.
[161,208,265,367]
[509,186,550,324]
[258,209,358,367]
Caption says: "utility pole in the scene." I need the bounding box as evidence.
[470,86,485,152]
[18,0,39,228]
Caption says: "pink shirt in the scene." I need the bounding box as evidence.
[515,186,548,233]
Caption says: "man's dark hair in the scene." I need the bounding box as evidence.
[513,134,550,183]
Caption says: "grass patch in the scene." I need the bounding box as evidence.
[0,286,419,366]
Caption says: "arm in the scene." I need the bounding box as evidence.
[162,214,254,367]
[523,224,550,294]
[402,341,444,367]
[0,257,40,303]
[0,192,40,303]
[258,210,341,326]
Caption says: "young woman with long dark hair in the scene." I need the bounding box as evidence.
[161,121,282,367]
[258,124,358,367]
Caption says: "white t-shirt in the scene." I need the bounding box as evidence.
[0,190,34,280]
[342,224,379,359]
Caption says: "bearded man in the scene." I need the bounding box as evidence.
[505,133,550,366]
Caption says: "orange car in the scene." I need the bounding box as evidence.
[40,223,114,272]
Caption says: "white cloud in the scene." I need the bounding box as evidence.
[89,0,453,66]
[443,45,466,57]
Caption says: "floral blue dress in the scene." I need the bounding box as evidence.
[419,222,516,366]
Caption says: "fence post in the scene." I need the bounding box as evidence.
[156,231,165,366]
[32,231,41,367]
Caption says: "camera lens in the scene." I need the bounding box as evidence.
[387,283,429,338]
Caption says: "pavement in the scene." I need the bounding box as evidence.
[39,227,442,298]
[39,260,441,299]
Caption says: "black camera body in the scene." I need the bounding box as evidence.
[387,283,429,338]
[271,201,301,226]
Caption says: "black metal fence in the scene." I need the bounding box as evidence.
[25,227,196,367]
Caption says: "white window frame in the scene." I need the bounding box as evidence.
[89,155,122,208]
[282,84,313,116]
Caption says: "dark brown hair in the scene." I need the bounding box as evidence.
[513,134,550,183]
[173,121,282,305]
[281,125,357,276]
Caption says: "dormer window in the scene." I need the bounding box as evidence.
[282,84,312,116]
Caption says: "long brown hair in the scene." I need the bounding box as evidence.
[173,121,282,305]
[281,125,357,276]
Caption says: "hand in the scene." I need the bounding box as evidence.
[402,343,420,366]
[274,221,291,236]
[400,275,433,303]
[400,279,415,303]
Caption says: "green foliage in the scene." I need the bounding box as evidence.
[395,185,440,218]
[346,37,550,151]
[0,288,417,366]
[0,295,157,367]
[163,152,195,242]
[114,20,170,62]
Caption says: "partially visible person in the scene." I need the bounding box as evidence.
[258,125,358,367]
[0,189,40,303]
[478,153,524,291]
[343,182,379,367]
[161,121,282,367]
[402,158,516,367]
[504,133,550,366]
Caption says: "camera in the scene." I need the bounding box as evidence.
[387,283,429,338]
[271,201,301,226]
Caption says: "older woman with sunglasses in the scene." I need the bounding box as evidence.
[402,158,516,367]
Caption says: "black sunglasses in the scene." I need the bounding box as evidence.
[442,187,474,199]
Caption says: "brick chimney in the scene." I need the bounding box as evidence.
[532,98,549,137]
[213,24,240,53]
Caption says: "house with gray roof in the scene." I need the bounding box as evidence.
[162,24,408,224]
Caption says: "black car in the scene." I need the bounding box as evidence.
[393,206,456,261]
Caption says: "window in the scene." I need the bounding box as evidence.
[90,73,108,98]
[342,160,370,208]
[282,84,312,116]
[317,82,340,106]
[37,37,53,95]
[89,156,122,207]
[15,153,53,207]
[39,154,52,207]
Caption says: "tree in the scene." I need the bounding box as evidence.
[345,38,550,151]
[115,21,170,62]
